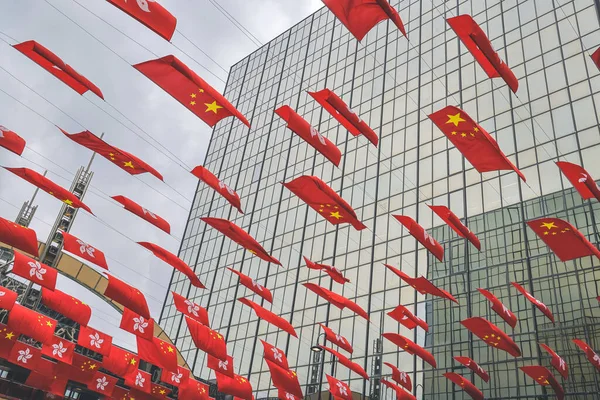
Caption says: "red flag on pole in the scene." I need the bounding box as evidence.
[191,166,243,213]
[539,343,568,379]
[120,307,154,340]
[382,333,436,368]
[477,288,517,328]
[383,363,411,391]
[556,161,600,201]
[321,346,369,380]
[41,287,91,326]
[429,205,481,250]
[8,303,56,344]
[171,291,210,326]
[388,305,428,332]
[138,242,204,288]
[41,335,75,364]
[393,216,444,261]
[185,316,228,360]
[461,317,521,357]
[227,268,273,303]
[11,251,57,290]
[105,274,150,318]
[260,339,290,369]
[238,298,297,337]
[304,283,369,320]
[319,324,353,354]
[77,325,113,356]
[443,373,484,400]
[572,339,600,372]
[304,256,350,284]
[106,0,177,40]
[511,282,555,323]
[527,217,600,262]
[520,366,564,400]
[0,125,26,155]
[454,356,489,382]
[384,264,457,303]
[112,195,170,233]
[0,216,39,256]
[60,231,108,270]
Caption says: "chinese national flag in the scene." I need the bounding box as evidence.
[4,167,93,213]
[511,282,555,323]
[0,287,18,311]
[303,283,369,320]
[382,333,437,368]
[227,268,273,303]
[89,371,118,396]
[216,372,253,400]
[102,345,139,377]
[105,274,151,318]
[321,346,369,380]
[179,377,210,400]
[41,335,75,364]
[429,205,481,250]
[171,291,210,326]
[477,288,518,328]
[185,316,228,360]
[120,307,154,340]
[322,0,406,41]
[443,373,484,400]
[326,375,352,400]
[0,125,26,155]
[380,379,416,400]
[136,336,178,372]
[160,366,190,387]
[151,382,172,399]
[192,166,243,213]
[284,176,366,230]
[260,340,290,369]
[275,106,342,167]
[61,231,108,270]
[125,369,152,394]
[527,217,600,262]
[520,366,564,400]
[138,242,205,288]
[0,216,39,256]
[11,251,57,290]
[8,341,41,370]
[461,317,521,357]
[134,55,250,127]
[77,325,113,356]
[429,106,525,180]
[238,298,297,337]
[592,47,600,70]
[41,287,91,326]
[384,264,457,303]
[556,161,600,201]
[106,0,176,41]
[207,354,234,378]
[304,256,350,284]
[383,363,411,391]
[393,216,444,261]
[8,303,56,344]
[447,15,518,92]
[112,195,170,233]
[57,352,101,386]
[539,343,568,379]
[319,324,353,354]
[572,339,600,372]
[0,323,19,359]
[388,305,428,332]
[454,356,489,382]
[265,359,303,398]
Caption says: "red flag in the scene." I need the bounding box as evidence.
[135,55,249,127]
[192,166,243,213]
[201,217,280,265]
[308,89,378,146]
[41,287,91,326]
[447,15,518,92]
[511,282,555,323]
[321,346,369,380]
[592,47,600,70]
[539,343,568,379]
[60,128,163,180]
[106,0,176,40]
[319,324,353,354]
[25,358,67,396]
[393,216,444,261]
[62,353,101,388]
[8,303,56,344]
[384,264,457,303]
[0,287,18,311]
[527,217,600,262]
[429,106,525,180]
[4,167,92,213]
[172,291,210,326]
[520,366,564,400]
[89,371,119,396]
[11,251,57,290]
[112,195,170,233]
[325,374,352,400]
[260,339,290,369]
[572,339,600,372]
[125,369,152,394]
[136,336,178,372]
[454,356,489,382]
[185,316,227,360]
[228,268,273,303]
[120,307,154,340]
[0,216,39,256]
[13,40,103,98]
[238,298,297,337]
[383,363,411,391]
[304,256,349,284]
[179,377,210,400]
[461,317,521,357]
[216,373,253,400]
[41,335,75,364]
[443,373,484,400]
[0,125,26,155]
[151,382,172,399]
[382,333,436,368]
[322,0,406,41]
[477,288,517,328]
[160,366,190,387]
[387,305,428,332]
[105,274,151,318]
[207,354,234,378]
[556,161,600,201]
[275,106,341,166]
[8,341,41,370]
[138,242,204,288]
[0,323,19,359]
[284,176,366,230]
[380,378,416,400]
[60,231,108,270]
[429,205,481,250]
[102,345,139,377]
[265,359,303,398]
[77,325,113,356]
[304,283,369,320]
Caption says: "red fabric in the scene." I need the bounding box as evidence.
[8,341,41,370]
[447,15,518,92]
[321,346,369,380]
[592,47,600,70]
[160,366,190,387]
[106,0,176,40]
[511,282,555,323]
[207,354,234,378]
[78,325,113,356]
[201,217,280,265]
[4,167,92,213]
[454,356,489,382]
[56,350,102,386]
[322,0,406,41]
[25,359,67,396]
[172,291,210,326]
[528,217,600,262]
[556,161,600,201]
[105,274,151,318]
[120,307,154,340]
[216,372,253,400]
[520,366,564,400]
[387,305,428,332]
[228,267,273,303]
[185,316,228,360]
[304,283,369,320]
[477,288,517,328]
[135,55,249,127]
[125,369,152,394]
[304,256,350,284]
[238,298,297,337]
[8,303,56,344]
[325,375,352,400]
[461,317,521,357]
[192,166,243,213]
[265,359,303,398]
[150,382,172,399]
[0,216,39,256]
[275,106,342,166]
[382,333,437,368]
[429,205,481,250]
[319,324,353,354]
[539,343,568,379]
[380,378,416,400]
[0,125,26,155]
[384,264,457,303]
[383,363,411,391]
[41,335,75,364]
[428,106,525,181]
[112,195,170,233]
[138,241,204,288]
[572,339,600,372]
[103,345,139,377]
[178,377,210,400]
[136,336,178,372]
[393,216,445,261]
[0,286,18,311]
[443,373,484,400]
[11,251,57,290]
[260,339,290,369]
[89,371,119,396]
[308,89,378,146]
[13,40,104,98]
[0,323,19,359]
[41,287,92,326]
[278,389,302,400]
[61,230,108,270]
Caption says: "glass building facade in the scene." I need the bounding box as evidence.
[160,0,600,398]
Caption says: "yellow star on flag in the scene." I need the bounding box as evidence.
[540,222,558,230]
[63,199,74,206]
[123,161,135,169]
[5,332,14,340]
[330,211,343,220]
[446,113,466,127]
[190,101,196,106]
[190,93,197,98]
[205,101,223,114]
[46,321,53,327]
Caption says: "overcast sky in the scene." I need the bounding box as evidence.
[0,0,322,351]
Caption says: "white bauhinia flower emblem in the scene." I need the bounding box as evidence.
[423,231,436,245]
[135,372,145,387]
[184,299,200,317]
[579,173,588,183]
[76,239,96,258]
[142,207,157,219]
[347,107,362,123]
[133,316,149,333]
[310,126,327,146]
[0,291,5,297]
[0,126,6,139]
[89,333,104,349]
[218,181,236,196]
[17,348,32,364]
[96,376,108,391]
[252,279,263,292]
[28,260,46,281]
[593,353,600,366]
[286,394,295,400]
[336,334,346,344]
[52,341,67,358]
[124,0,157,13]
[272,348,283,362]
[171,372,183,383]
[336,382,348,396]
[218,360,228,371]
[400,372,407,382]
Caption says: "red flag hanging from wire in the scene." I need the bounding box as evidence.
[511,282,555,323]
[138,241,204,288]
[0,287,18,311]
[429,205,481,250]
[319,324,353,354]
[461,317,521,357]
[227,268,273,303]
[102,345,139,377]
[303,257,349,284]
[89,371,119,397]
[383,363,411,391]
[179,378,210,400]
[125,369,152,394]
[527,217,600,262]
[136,336,178,372]
[326,375,352,400]
[41,287,91,326]
[384,264,457,303]
[477,288,517,328]
[572,339,600,372]
[161,366,191,388]
[172,291,210,326]
[120,307,154,340]
[238,298,297,337]
[260,339,290,370]
[192,166,243,213]
[454,356,489,382]
[304,283,369,320]
[520,366,564,400]
[387,305,428,332]
[112,195,170,233]
[207,354,234,378]
[216,373,253,400]
[321,346,369,380]
[0,215,39,256]
[105,0,177,40]
[41,335,75,365]
[539,343,568,379]
[265,359,304,398]
[393,216,444,261]
[8,341,41,370]
[0,125,26,155]
[77,325,113,356]
[11,251,57,290]
[185,316,228,360]
[105,274,151,318]
[380,378,416,400]
[8,304,56,344]
[60,231,108,270]
[443,373,484,400]
[0,323,18,359]
[556,161,600,201]
[382,333,437,367]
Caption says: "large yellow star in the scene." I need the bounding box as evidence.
[540,222,558,230]
[63,199,74,206]
[5,332,14,340]
[46,321,53,327]
[205,101,223,114]
[167,346,174,353]
[123,161,135,169]
[130,358,137,365]
[446,113,466,127]
[330,211,343,220]
[160,389,166,394]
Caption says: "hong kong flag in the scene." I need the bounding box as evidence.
[383,363,411,391]
[511,282,555,323]
[192,166,243,213]
[539,343,568,379]
[477,288,517,328]
[135,55,250,127]
[443,373,484,400]
[319,324,353,354]
[41,335,75,364]
[8,303,56,344]
[105,274,150,318]
[238,298,297,337]
[265,359,304,398]
[393,216,444,261]
[120,307,154,340]
[41,287,91,326]
[382,333,436,368]
[429,205,481,250]
[106,0,176,40]
[0,216,39,256]
[461,317,521,357]
[304,256,350,284]
[0,125,26,155]
[9,341,41,370]
[326,375,352,400]
[89,371,118,396]
[388,305,428,332]
[172,291,210,326]
[216,373,253,400]
[160,366,190,387]
[261,339,290,369]
[138,242,204,288]
[381,378,416,400]
[77,325,112,356]
[61,231,108,270]
[304,283,369,320]
[572,339,600,372]
[228,268,273,303]
[454,356,489,382]
[520,366,564,400]
[384,264,457,303]
[592,47,600,70]
[185,316,227,360]
[321,346,369,380]
[11,251,57,290]
[112,195,171,234]
[275,106,341,166]
[207,354,234,378]
[556,161,600,201]
[527,217,600,262]
[125,369,152,394]
[0,287,18,311]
